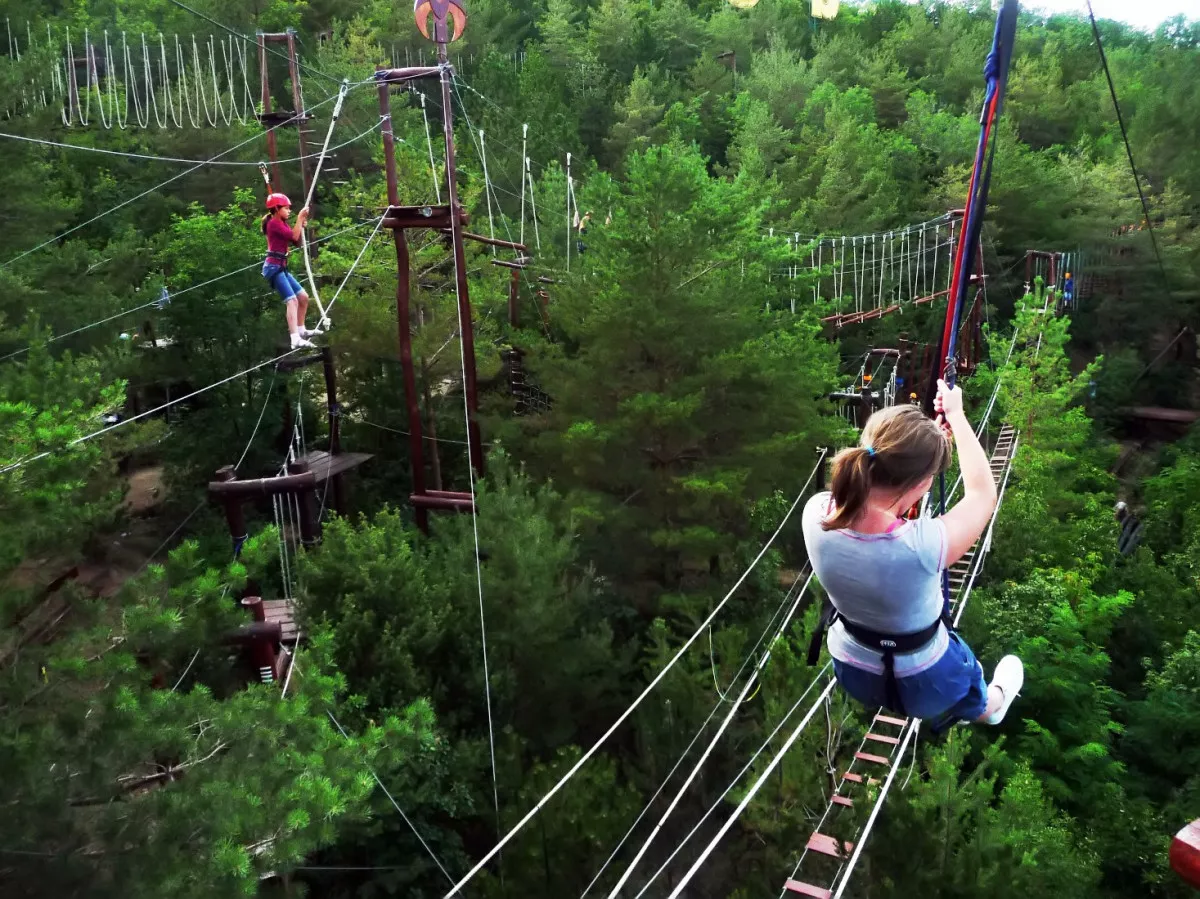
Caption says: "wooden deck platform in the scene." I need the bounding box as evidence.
[261,599,300,643]
[295,450,373,483]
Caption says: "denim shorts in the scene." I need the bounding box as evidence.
[263,263,304,301]
[833,631,989,725]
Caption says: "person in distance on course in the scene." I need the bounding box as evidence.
[261,193,321,349]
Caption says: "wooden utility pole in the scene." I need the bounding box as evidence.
[376,0,527,531]
[256,29,313,197]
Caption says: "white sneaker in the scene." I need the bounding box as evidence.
[299,327,323,339]
[983,655,1024,725]
[290,334,316,349]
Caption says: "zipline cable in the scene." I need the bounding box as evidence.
[1086,0,1172,295]
[442,92,504,867]
[441,453,828,898]
[1,85,354,269]
[0,218,381,362]
[633,669,838,899]
[2,348,298,475]
[299,79,352,329]
[316,213,388,321]
[0,115,383,165]
[325,709,456,885]
[581,566,812,897]
[605,570,818,897]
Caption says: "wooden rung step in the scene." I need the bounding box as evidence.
[782,878,830,892]
[807,832,854,858]
[855,751,890,765]
[875,713,908,726]
[844,768,883,782]
[785,879,832,898]
[865,732,901,746]
[831,795,854,807]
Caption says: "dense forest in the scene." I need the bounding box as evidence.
[1,0,1198,896]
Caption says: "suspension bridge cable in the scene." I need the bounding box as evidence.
[605,570,818,897]
[450,75,549,315]
[665,677,840,899]
[442,118,503,865]
[324,710,456,884]
[0,218,381,362]
[0,116,383,166]
[164,0,344,88]
[1,348,298,475]
[318,215,388,321]
[441,454,828,898]
[581,566,812,897]
[1,86,353,269]
[1086,0,1172,294]
[632,666,836,899]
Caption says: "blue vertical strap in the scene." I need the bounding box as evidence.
[938,0,1019,617]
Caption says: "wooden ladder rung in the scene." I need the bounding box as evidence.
[874,713,908,727]
[785,879,832,898]
[855,751,890,765]
[807,832,854,859]
[831,795,854,807]
[865,732,901,746]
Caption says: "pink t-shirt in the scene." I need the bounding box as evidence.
[265,216,298,261]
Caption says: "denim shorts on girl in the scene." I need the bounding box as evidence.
[833,631,989,727]
[263,263,304,301]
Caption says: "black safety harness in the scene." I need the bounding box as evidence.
[807,601,950,716]
[264,249,290,289]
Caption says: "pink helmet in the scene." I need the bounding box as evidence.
[265,192,292,210]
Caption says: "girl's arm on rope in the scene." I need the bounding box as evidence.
[937,379,997,567]
[291,207,309,243]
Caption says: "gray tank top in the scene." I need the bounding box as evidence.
[802,491,949,675]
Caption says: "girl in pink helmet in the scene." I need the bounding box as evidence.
[262,193,319,348]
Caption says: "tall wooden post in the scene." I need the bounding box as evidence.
[378,77,430,532]
[285,29,312,200]
[257,34,280,189]
[257,31,311,197]
[214,466,248,555]
[375,0,512,530]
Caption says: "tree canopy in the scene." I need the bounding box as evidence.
[0,0,1198,897]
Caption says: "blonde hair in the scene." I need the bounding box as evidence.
[822,405,951,531]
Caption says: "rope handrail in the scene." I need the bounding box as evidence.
[441,452,829,898]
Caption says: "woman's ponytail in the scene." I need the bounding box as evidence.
[818,405,951,532]
[822,447,874,531]
[261,212,271,235]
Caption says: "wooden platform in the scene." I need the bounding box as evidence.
[1122,406,1199,424]
[295,450,372,483]
[261,599,300,643]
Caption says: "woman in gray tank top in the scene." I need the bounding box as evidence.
[802,380,1023,727]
